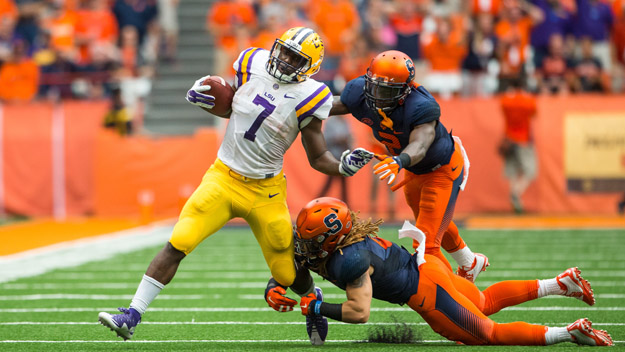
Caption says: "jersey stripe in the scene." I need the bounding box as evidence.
[295,85,331,124]
[236,47,260,87]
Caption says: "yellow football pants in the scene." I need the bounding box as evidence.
[169,158,295,286]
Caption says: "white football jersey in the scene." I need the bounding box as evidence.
[217,48,333,179]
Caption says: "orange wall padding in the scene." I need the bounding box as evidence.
[93,128,219,218]
[2,102,108,216]
[1,96,623,219]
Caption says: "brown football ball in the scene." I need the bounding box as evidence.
[200,76,234,117]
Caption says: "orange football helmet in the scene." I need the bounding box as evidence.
[364,50,416,113]
[294,197,353,268]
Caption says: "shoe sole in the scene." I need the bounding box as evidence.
[98,312,132,341]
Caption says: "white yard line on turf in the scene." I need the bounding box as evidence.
[0,339,624,344]
[1,307,624,313]
[3,321,625,326]
[1,293,624,300]
[0,221,175,284]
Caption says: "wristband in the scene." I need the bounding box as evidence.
[397,153,411,168]
[319,302,343,321]
[313,300,322,315]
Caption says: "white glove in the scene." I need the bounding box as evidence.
[185,75,215,110]
[339,148,375,177]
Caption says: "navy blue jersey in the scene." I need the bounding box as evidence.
[340,76,455,174]
[323,237,420,305]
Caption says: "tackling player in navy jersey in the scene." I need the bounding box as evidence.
[329,50,487,281]
[264,197,613,346]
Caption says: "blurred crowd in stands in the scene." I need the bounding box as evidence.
[0,0,623,110]
[0,0,178,108]
[209,0,625,97]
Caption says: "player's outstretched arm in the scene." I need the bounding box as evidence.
[300,269,373,324]
[373,120,436,185]
[301,118,373,176]
[329,96,350,116]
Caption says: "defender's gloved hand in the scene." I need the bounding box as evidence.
[300,292,319,316]
[185,75,215,110]
[265,286,297,312]
[339,148,375,177]
[374,154,407,185]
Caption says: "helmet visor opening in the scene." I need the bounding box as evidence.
[293,231,327,266]
[364,76,407,111]
[268,40,311,82]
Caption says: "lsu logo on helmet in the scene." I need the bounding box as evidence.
[266,27,325,83]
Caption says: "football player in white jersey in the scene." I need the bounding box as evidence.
[98,27,374,343]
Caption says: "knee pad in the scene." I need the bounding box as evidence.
[265,219,293,251]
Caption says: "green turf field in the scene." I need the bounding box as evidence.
[1,225,623,351]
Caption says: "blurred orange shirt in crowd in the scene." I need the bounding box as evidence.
[75,6,118,64]
[0,0,18,24]
[470,0,501,15]
[42,8,79,53]
[0,58,39,102]
[422,36,467,71]
[500,90,537,144]
[614,0,625,64]
[495,16,533,74]
[309,0,359,56]
[207,0,256,51]
[252,29,281,51]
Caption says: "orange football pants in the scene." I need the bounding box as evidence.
[407,255,546,345]
[404,140,467,269]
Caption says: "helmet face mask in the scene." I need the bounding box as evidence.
[294,197,352,270]
[266,27,324,83]
[293,230,330,269]
[364,76,408,113]
[364,50,415,114]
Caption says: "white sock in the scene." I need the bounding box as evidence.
[544,327,572,345]
[449,246,475,269]
[129,275,165,315]
[537,278,561,298]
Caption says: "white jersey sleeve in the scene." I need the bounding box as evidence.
[232,47,266,89]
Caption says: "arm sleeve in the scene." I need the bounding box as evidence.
[297,83,333,129]
[339,77,364,109]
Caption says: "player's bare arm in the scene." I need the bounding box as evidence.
[301,117,375,177]
[373,120,436,185]
[300,117,343,176]
[402,120,437,166]
[329,96,350,116]
[341,268,374,324]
